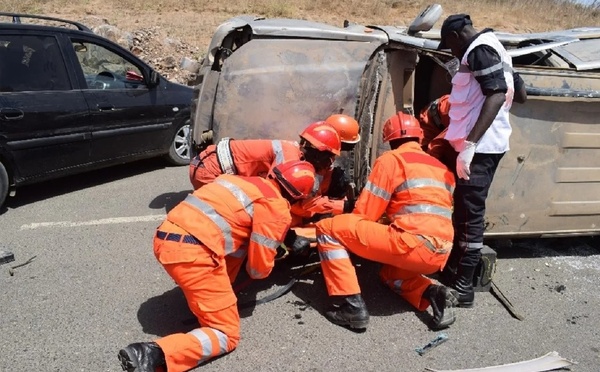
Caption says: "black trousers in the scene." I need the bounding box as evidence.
[452,152,504,249]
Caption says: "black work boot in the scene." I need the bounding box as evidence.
[451,248,481,308]
[118,342,166,372]
[423,284,458,330]
[325,294,370,329]
[439,244,461,287]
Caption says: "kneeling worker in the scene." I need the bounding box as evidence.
[118,160,316,372]
[314,112,458,330]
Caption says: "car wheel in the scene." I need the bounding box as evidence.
[0,162,8,209]
[166,120,191,166]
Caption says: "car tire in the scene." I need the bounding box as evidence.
[166,120,191,166]
[0,162,9,209]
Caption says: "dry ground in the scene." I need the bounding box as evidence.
[1,0,599,83]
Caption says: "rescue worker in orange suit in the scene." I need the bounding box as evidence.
[314,112,457,331]
[188,137,303,189]
[118,160,317,372]
[418,95,458,173]
[290,114,360,225]
[289,120,347,225]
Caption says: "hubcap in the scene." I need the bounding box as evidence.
[173,123,191,160]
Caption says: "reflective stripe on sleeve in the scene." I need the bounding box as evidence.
[272,140,285,165]
[250,232,280,251]
[317,234,342,246]
[184,194,235,254]
[216,138,237,175]
[395,178,454,193]
[364,181,391,201]
[472,61,513,77]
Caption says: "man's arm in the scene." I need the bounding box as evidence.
[465,45,508,143]
[246,199,291,279]
[353,155,396,221]
[513,71,527,104]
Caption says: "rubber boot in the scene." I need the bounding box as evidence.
[451,248,481,308]
[118,342,166,372]
[325,294,370,329]
[423,284,458,330]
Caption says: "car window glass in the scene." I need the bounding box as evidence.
[71,40,146,90]
[0,35,71,92]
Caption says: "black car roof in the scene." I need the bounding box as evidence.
[0,12,93,33]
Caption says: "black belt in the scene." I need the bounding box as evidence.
[156,230,202,245]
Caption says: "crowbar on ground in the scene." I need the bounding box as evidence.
[490,280,525,321]
[8,255,37,276]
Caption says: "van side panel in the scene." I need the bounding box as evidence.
[487,95,600,237]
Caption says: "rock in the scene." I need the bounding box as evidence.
[180,57,200,73]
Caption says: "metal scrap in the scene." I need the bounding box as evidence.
[425,351,577,372]
[415,333,449,356]
[8,255,37,276]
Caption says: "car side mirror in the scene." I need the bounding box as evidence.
[148,70,160,88]
[408,3,443,35]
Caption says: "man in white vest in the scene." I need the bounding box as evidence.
[437,14,527,307]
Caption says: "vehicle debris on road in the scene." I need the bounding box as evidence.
[425,350,577,372]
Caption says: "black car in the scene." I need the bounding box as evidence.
[0,13,193,209]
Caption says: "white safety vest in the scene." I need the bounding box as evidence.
[445,32,515,153]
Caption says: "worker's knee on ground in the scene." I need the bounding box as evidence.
[193,302,241,345]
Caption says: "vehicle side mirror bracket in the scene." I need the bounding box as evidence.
[148,70,160,88]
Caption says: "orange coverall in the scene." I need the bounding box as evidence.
[153,174,292,372]
[315,142,455,311]
[418,95,457,172]
[189,138,303,189]
[290,167,345,226]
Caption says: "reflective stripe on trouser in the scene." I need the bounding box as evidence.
[316,214,449,311]
[153,221,240,372]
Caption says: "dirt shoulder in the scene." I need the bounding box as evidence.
[6,0,599,84]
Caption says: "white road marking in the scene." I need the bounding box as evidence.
[20,214,167,230]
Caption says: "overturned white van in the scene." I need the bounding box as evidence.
[191,4,600,238]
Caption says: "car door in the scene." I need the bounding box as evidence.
[0,31,91,184]
[66,35,172,163]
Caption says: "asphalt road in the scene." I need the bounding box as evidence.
[1,159,599,372]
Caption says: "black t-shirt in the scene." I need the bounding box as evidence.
[463,29,524,95]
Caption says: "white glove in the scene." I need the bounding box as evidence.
[456,141,477,180]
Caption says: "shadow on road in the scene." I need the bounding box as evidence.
[135,236,600,338]
[149,190,191,213]
[3,158,169,212]
[487,236,600,259]
[137,286,197,337]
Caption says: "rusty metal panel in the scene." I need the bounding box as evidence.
[485,96,600,237]
[211,38,379,144]
[561,132,600,148]
[555,167,600,182]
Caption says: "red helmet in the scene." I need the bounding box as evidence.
[268,160,316,200]
[382,112,424,143]
[299,122,342,156]
[325,114,361,144]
